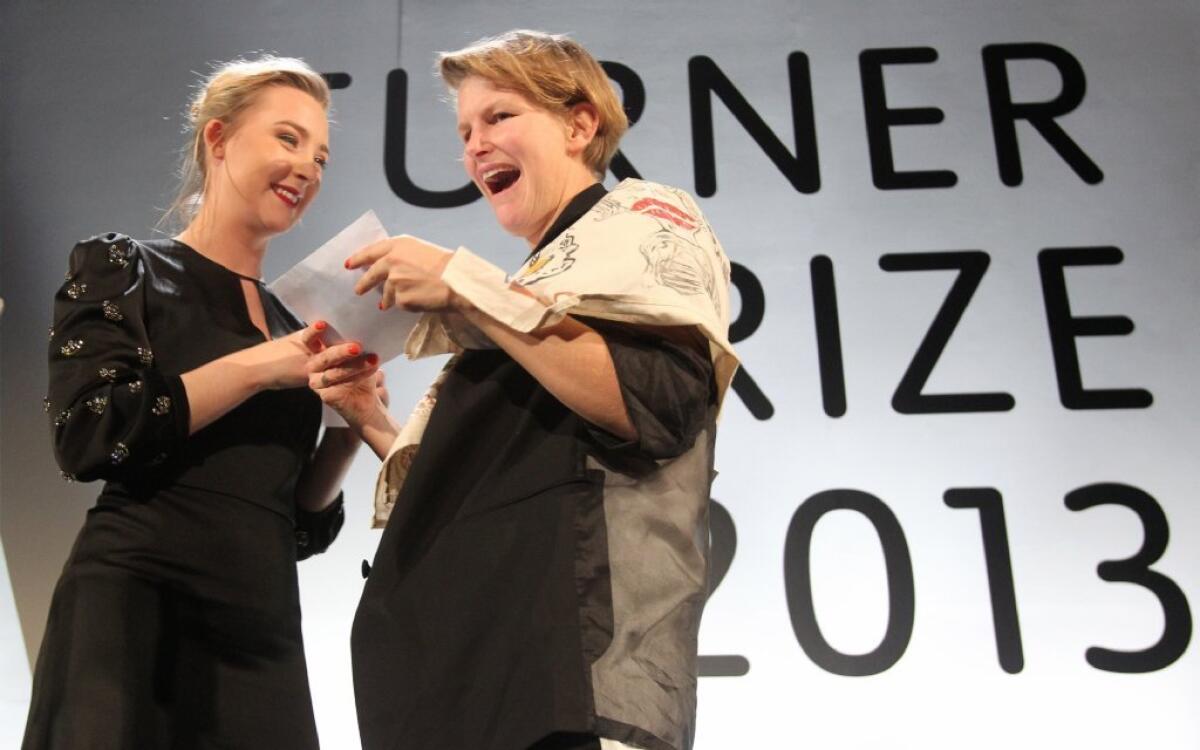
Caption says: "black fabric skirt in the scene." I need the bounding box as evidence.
[22,486,319,750]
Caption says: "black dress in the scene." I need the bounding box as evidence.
[24,234,343,750]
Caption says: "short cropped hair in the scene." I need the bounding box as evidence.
[438,30,628,177]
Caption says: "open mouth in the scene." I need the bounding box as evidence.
[482,167,520,196]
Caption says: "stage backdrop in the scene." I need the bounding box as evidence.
[2,0,1197,747]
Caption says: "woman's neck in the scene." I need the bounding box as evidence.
[176,209,267,279]
[525,166,602,249]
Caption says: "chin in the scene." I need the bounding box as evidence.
[264,208,303,233]
[257,217,297,238]
[490,208,524,237]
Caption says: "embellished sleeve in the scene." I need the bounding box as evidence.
[46,234,190,482]
[582,318,716,461]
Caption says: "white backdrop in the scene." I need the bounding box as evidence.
[0,534,32,750]
[2,1,1197,748]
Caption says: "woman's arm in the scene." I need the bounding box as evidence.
[459,308,637,441]
[293,427,360,512]
[49,237,322,480]
[178,325,326,434]
[344,235,637,442]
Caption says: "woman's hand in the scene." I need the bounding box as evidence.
[180,321,328,434]
[346,235,468,312]
[247,321,329,390]
[307,340,384,428]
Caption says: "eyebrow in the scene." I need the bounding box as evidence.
[276,120,330,155]
[456,110,485,137]
[456,94,524,136]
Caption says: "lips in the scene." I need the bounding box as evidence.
[272,184,301,207]
[478,164,520,196]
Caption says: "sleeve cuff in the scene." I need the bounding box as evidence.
[441,247,569,333]
[296,492,346,560]
[159,372,191,443]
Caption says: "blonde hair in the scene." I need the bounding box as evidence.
[163,55,330,229]
[438,30,628,177]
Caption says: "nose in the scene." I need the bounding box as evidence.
[465,128,490,159]
[294,154,319,183]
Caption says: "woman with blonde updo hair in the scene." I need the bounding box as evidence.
[24,55,379,749]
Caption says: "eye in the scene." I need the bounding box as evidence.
[491,111,513,123]
[314,154,328,170]
[277,132,299,147]
[460,128,472,144]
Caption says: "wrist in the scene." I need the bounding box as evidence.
[235,346,276,393]
[212,347,271,395]
[450,290,475,313]
[359,403,402,460]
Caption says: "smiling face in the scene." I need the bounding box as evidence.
[205,85,329,239]
[456,75,598,247]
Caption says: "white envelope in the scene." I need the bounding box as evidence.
[269,210,419,365]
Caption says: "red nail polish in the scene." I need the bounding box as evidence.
[366,354,379,366]
[314,320,327,331]
[378,301,385,310]
[348,343,362,356]
[344,259,352,269]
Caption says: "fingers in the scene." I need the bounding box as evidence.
[379,275,400,310]
[308,341,366,382]
[354,257,395,297]
[349,236,444,296]
[297,320,329,352]
[309,356,379,391]
[344,238,396,271]
[375,370,390,407]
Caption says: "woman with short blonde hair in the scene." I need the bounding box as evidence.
[438,29,628,177]
[313,29,737,750]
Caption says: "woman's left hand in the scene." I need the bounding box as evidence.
[307,341,383,429]
[346,235,466,312]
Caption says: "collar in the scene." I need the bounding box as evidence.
[531,182,609,256]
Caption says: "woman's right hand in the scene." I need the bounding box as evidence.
[180,321,330,435]
[307,340,384,428]
[245,321,330,391]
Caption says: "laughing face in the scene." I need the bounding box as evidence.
[456,76,597,247]
[209,85,329,238]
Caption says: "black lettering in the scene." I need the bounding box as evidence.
[689,53,820,197]
[784,490,915,676]
[700,499,750,677]
[1037,247,1152,409]
[384,68,481,208]
[729,262,765,344]
[1066,483,1192,672]
[321,72,352,90]
[600,61,644,180]
[860,48,957,190]
[810,256,847,417]
[880,251,1015,413]
[945,488,1024,673]
[729,263,774,419]
[982,43,1103,186]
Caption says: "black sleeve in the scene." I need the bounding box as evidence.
[46,235,191,482]
[295,492,346,561]
[581,318,716,461]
